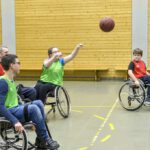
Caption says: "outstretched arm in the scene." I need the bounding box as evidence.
[63,43,83,64]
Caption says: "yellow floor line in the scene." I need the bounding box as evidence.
[72,105,113,108]
[109,123,115,130]
[94,115,105,121]
[78,147,88,150]
[101,134,111,142]
[71,109,83,113]
[90,98,119,147]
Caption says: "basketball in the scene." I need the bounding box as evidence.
[99,17,115,32]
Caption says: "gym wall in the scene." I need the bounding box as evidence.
[16,0,131,80]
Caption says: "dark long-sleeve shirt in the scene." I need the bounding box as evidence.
[0,79,18,124]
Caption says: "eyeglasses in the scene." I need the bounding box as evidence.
[52,50,59,54]
[15,62,21,65]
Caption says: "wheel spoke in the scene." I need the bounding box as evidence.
[119,81,145,111]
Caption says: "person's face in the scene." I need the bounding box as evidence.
[52,47,59,55]
[1,48,9,57]
[133,54,142,61]
[50,47,62,59]
[11,58,21,75]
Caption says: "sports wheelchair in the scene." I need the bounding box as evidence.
[17,83,71,119]
[119,79,150,111]
[0,117,52,150]
[44,86,71,119]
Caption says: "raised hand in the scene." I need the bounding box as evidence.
[14,122,24,133]
[76,43,84,49]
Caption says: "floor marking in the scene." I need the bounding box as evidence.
[78,147,88,150]
[71,110,83,113]
[109,123,115,130]
[101,134,111,142]
[90,98,119,147]
[72,105,113,108]
[94,115,105,121]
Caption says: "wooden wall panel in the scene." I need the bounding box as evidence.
[15,0,131,79]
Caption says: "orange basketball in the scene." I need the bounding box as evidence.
[99,17,115,32]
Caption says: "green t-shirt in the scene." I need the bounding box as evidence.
[0,76,18,108]
[40,59,64,86]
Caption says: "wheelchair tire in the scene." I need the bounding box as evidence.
[119,81,146,111]
[55,86,71,118]
[0,120,28,150]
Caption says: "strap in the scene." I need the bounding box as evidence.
[23,104,29,122]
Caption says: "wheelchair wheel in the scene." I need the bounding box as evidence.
[23,122,37,150]
[55,86,71,118]
[0,120,28,150]
[119,81,146,111]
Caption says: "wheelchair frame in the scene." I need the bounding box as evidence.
[17,84,71,119]
[0,117,32,150]
[45,86,71,119]
[0,117,56,150]
[118,79,150,111]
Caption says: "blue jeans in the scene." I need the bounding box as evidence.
[8,100,49,141]
[140,75,150,98]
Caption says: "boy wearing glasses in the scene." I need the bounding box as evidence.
[0,54,59,149]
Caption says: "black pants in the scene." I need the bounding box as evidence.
[17,84,37,101]
[34,81,57,103]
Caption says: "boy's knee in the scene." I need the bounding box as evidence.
[28,104,43,121]
[35,100,44,107]
[28,105,39,114]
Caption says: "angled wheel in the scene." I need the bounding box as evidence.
[119,81,146,111]
[23,122,37,150]
[55,86,71,118]
[0,119,28,150]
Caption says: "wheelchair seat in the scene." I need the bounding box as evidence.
[46,90,55,97]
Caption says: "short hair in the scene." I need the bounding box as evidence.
[48,47,54,55]
[133,48,143,56]
[1,54,18,71]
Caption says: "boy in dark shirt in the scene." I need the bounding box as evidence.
[128,48,150,105]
